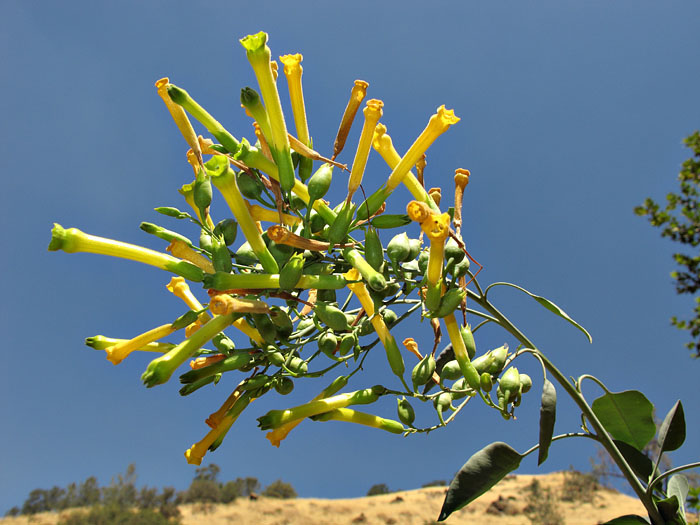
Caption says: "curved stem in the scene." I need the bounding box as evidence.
[465,288,663,525]
[577,374,611,397]
[521,432,600,458]
[648,462,700,494]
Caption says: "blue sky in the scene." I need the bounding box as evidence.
[1,0,699,515]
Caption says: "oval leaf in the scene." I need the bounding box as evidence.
[613,439,656,482]
[538,379,557,465]
[656,495,680,523]
[667,474,689,521]
[485,282,592,343]
[438,442,522,521]
[591,390,655,451]
[658,400,686,453]
[601,515,650,524]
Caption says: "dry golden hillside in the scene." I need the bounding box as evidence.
[5,471,692,525]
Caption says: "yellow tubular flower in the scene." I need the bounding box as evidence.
[246,201,300,226]
[453,168,471,234]
[372,124,438,211]
[167,277,208,313]
[385,106,460,192]
[86,335,173,354]
[155,78,202,163]
[209,294,270,315]
[253,122,274,162]
[428,187,442,207]
[280,54,310,146]
[104,324,177,365]
[333,80,369,159]
[186,390,253,465]
[167,240,215,274]
[344,269,392,346]
[423,212,451,286]
[190,354,226,370]
[206,386,244,429]
[347,99,384,202]
[232,317,265,345]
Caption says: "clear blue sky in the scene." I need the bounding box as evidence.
[1,0,699,515]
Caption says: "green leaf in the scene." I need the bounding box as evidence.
[484,282,592,343]
[538,379,556,465]
[658,400,686,453]
[438,442,522,521]
[591,390,655,451]
[667,475,689,522]
[613,440,656,482]
[656,495,682,524]
[600,516,650,524]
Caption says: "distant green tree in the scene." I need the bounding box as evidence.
[78,476,101,506]
[102,464,137,508]
[58,505,180,525]
[635,131,700,358]
[262,480,297,499]
[366,483,390,496]
[193,463,220,482]
[5,506,20,517]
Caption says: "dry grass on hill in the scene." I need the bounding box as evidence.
[2,471,678,525]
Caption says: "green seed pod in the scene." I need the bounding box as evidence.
[242,374,270,391]
[296,317,315,332]
[211,238,232,273]
[440,360,463,381]
[412,353,436,391]
[235,241,257,265]
[487,344,509,375]
[338,332,357,356]
[519,373,532,394]
[371,214,412,229]
[453,258,470,278]
[328,202,356,246]
[434,391,453,425]
[315,302,351,332]
[267,351,285,367]
[214,218,238,246]
[387,233,411,263]
[382,309,398,328]
[444,237,464,263]
[460,324,477,360]
[357,318,375,336]
[269,306,294,339]
[307,163,333,202]
[252,313,277,344]
[480,372,493,392]
[193,170,213,220]
[432,288,467,318]
[199,231,213,253]
[364,227,384,271]
[235,171,264,200]
[279,252,305,290]
[499,366,521,402]
[264,234,294,267]
[318,331,338,354]
[417,249,430,275]
[309,210,326,233]
[450,377,469,400]
[471,353,494,375]
[212,333,235,353]
[396,397,415,427]
[274,376,294,395]
[289,194,307,211]
[317,288,337,303]
[407,238,422,261]
[287,356,308,375]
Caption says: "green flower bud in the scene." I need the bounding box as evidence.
[364,227,384,272]
[407,238,422,261]
[417,249,430,274]
[199,231,213,253]
[338,332,357,356]
[154,206,190,219]
[211,237,232,273]
[499,366,521,402]
[487,344,509,375]
[252,313,277,344]
[266,350,285,367]
[235,241,257,265]
[139,222,193,247]
[269,306,293,339]
[371,214,412,229]
[287,356,308,375]
[193,169,213,220]
[235,171,264,200]
[431,288,467,318]
[453,257,470,278]
[242,374,270,391]
[440,360,463,381]
[279,252,305,290]
[396,397,416,427]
